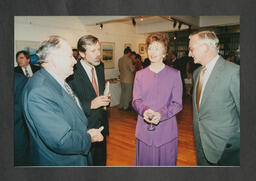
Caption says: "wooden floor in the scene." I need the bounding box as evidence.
[106,95,197,166]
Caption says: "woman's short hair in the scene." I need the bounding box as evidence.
[146,33,169,54]
[77,35,99,53]
[189,30,220,52]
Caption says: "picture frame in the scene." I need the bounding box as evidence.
[100,42,115,69]
[124,43,132,50]
[139,43,146,54]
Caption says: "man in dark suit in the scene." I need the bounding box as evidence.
[67,35,110,166]
[14,50,40,77]
[189,30,240,166]
[14,72,29,166]
[22,35,104,166]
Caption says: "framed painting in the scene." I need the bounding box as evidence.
[124,43,132,50]
[100,42,115,69]
[139,43,146,54]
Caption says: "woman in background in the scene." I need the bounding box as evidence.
[132,33,183,166]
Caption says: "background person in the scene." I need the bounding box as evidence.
[14,72,29,166]
[14,50,40,78]
[118,47,135,111]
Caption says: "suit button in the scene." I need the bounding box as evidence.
[226,143,232,148]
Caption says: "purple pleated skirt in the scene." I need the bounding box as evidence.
[135,138,178,166]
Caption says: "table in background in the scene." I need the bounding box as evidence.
[108,80,121,107]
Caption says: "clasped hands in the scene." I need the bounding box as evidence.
[87,126,104,143]
[143,109,161,125]
[91,95,111,109]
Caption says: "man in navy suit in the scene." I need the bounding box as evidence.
[22,35,104,166]
[14,72,29,166]
[14,50,40,77]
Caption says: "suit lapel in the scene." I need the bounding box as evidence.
[78,61,97,97]
[95,63,105,95]
[200,57,225,108]
[17,66,24,75]
[40,68,86,124]
[61,88,87,123]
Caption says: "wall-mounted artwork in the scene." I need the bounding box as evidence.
[101,42,115,69]
[124,43,132,50]
[139,43,146,54]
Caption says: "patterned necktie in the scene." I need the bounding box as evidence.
[24,67,30,78]
[91,67,98,96]
[196,66,207,112]
[64,82,79,106]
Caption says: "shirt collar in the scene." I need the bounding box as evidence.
[80,59,94,72]
[44,68,65,87]
[205,54,219,72]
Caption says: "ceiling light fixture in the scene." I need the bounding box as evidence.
[132,17,136,26]
[173,20,177,28]
[178,22,182,30]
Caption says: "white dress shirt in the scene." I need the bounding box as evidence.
[22,65,33,77]
[80,60,99,93]
[199,55,219,105]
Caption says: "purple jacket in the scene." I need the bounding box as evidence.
[132,66,183,147]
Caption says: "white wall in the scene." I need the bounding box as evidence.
[14,16,148,79]
[200,16,240,27]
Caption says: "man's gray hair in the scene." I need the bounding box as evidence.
[189,30,220,52]
[36,35,64,64]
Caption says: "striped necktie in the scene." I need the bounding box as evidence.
[24,67,30,78]
[64,82,79,106]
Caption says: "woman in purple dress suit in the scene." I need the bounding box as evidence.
[132,33,183,166]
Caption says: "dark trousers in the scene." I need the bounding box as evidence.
[91,134,107,166]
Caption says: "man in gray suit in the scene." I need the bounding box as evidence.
[118,47,135,111]
[189,31,240,166]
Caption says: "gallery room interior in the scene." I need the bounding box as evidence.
[14,16,240,166]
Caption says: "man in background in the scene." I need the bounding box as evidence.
[118,47,135,111]
[189,30,240,166]
[14,50,40,78]
[22,35,104,166]
[67,35,110,166]
[72,48,81,60]
[14,72,29,166]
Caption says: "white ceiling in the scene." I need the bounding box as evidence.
[15,16,240,34]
